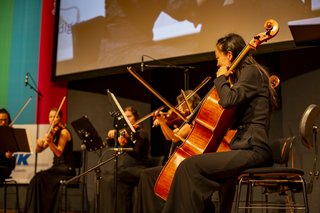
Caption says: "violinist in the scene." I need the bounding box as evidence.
[103,106,150,213]
[0,108,16,182]
[133,90,201,213]
[162,33,278,213]
[24,107,75,213]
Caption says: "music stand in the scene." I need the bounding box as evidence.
[107,90,135,135]
[71,116,106,151]
[0,126,31,153]
[107,89,135,213]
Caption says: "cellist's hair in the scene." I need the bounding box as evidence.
[216,33,278,110]
[0,108,12,124]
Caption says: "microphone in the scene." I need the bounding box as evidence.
[24,73,29,86]
[141,55,144,72]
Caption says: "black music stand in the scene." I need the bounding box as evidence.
[70,116,106,213]
[71,116,106,152]
[64,91,135,213]
[0,126,31,153]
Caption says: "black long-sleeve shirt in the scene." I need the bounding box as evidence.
[214,64,272,154]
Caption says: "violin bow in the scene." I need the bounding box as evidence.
[47,96,66,135]
[131,70,211,125]
[180,89,193,114]
[9,96,32,127]
[127,67,187,122]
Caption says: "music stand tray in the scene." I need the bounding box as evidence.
[0,126,31,153]
[71,116,106,151]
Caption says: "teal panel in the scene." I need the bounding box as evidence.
[8,0,42,124]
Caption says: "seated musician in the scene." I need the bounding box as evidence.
[0,108,16,182]
[24,107,75,213]
[133,90,201,213]
[103,106,150,213]
[162,33,278,213]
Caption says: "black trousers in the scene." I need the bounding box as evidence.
[162,149,272,213]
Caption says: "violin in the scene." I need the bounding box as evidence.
[159,109,190,128]
[47,121,65,143]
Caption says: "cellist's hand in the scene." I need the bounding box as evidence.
[216,65,232,78]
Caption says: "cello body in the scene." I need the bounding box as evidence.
[154,88,236,200]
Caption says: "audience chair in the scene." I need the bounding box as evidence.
[233,136,309,213]
[60,150,89,213]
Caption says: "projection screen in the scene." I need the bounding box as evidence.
[53,0,320,80]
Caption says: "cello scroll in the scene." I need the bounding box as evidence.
[249,19,279,50]
[228,19,279,74]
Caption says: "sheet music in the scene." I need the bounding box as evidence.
[107,90,136,133]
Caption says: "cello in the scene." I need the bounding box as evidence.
[154,19,280,200]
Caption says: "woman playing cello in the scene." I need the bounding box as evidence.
[162,33,278,213]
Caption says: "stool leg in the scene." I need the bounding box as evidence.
[15,181,21,213]
[65,186,68,213]
[4,181,7,213]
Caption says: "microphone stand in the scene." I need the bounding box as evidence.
[106,90,136,212]
[113,129,119,213]
[60,152,125,213]
[25,81,43,99]
[80,144,88,213]
[25,74,43,213]
[25,76,43,175]
[144,64,193,90]
[109,111,134,213]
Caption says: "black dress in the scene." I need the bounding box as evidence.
[24,128,75,213]
[102,127,150,213]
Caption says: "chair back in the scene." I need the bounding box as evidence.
[270,136,295,166]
